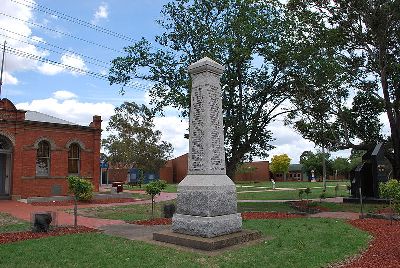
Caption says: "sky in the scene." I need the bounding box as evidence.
[0,0,355,163]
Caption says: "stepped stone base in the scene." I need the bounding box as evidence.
[172,213,242,238]
[153,229,262,251]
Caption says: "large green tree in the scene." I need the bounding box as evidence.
[109,0,294,178]
[287,0,400,178]
[270,154,291,180]
[102,102,173,174]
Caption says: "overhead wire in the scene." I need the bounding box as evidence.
[0,27,111,66]
[0,32,110,70]
[4,45,150,91]
[10,0,136,43]
[0,12,123,53]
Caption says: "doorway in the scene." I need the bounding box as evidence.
[0,135,13,195]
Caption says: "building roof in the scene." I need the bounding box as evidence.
[25,111,79,126]
[289,164,303,171]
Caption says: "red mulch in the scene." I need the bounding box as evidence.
[0,226,98,245]
[242,212,304,220]
[375,207,394,214]
[337,219,400,268]
[129,218,172,225]
[31,198,139,206]
[291,201,330,213]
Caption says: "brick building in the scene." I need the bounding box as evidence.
[0,98,101,199]
[160,153,269,183]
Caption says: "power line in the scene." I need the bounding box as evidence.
[10,0,135,43]
[0,32,110,70]
[5,45,149,91]
[0,12,123,53]
[0,27,110,67]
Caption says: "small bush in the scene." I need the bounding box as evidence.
[380,179,400,214]
[305,187,312,200]
[320,190,327,201]
[298,189,304,200]
[67,176,94,201]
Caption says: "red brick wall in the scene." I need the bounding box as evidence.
[160,153,270,183]
[107,168,129,183]
[0,100,101,198]
[234,161,270,182]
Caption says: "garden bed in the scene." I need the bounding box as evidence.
[0,226,98,244]
[290,201,330,214]
[242,212,304,219]
[31,198,140,206]
[337,219,400,268]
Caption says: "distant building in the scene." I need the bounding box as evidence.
[0,98,101,199]
[159,153,270,183]
[273,164,308,181]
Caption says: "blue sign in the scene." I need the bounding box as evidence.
[100,162,109,168]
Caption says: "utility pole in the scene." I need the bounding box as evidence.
[0,41,6,98]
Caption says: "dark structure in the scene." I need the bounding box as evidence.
[33,212,52,232]
[349,143,391,199]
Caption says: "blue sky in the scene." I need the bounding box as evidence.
[0,0,353,163]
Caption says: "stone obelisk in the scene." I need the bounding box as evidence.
[172,57,242,238]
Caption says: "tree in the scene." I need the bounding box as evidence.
[331,157,350,180]
[270,154,291,180]
[300,151,332,180]
[145,180,167,218]
[286,0,400,178]
[102,102,173,174]
[109,0,295,178]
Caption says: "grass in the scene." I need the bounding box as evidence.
[0,218,370,268]
[236,181,349,191]
[76,201,176,221]
[124,183,178,193]
[311,202,388,213]
[237,202,296,213]
[237,185,349,200]
[0,213,31,233]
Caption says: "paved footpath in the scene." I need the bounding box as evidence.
[0,192,177,229]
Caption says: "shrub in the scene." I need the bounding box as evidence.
[304,187,312,200]
[379,179,400,214]
[298,189,304,200]
[320,190,327,201]
[145,180,167,218]
[335,184,339,197]
[67,176,94,201]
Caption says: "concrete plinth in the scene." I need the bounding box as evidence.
[153,229,262,251]
[172,213,242,238]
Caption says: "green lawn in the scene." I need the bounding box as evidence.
[237,202,296,213]
[0,213,31,233]
[76,201,176,221]
[311,202,388,213]
[236,181,349,191]
[125,183,178,193]
[0,218,370,268]
[237,186,349,200]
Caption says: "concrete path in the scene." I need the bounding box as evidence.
[0,192,177,229]
[100,223,170,241]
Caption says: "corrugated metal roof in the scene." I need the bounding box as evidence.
[25,111,80,126]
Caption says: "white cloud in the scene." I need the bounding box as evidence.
[16,95,115,126]
[0,0,48,74]
[154,116,189,157]
[37,53,87,76]
[3,72,19,85]
[53,90,77,100]
[92,3,108,24]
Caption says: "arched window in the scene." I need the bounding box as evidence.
[68,143,80,174]
[36,140,50,176]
